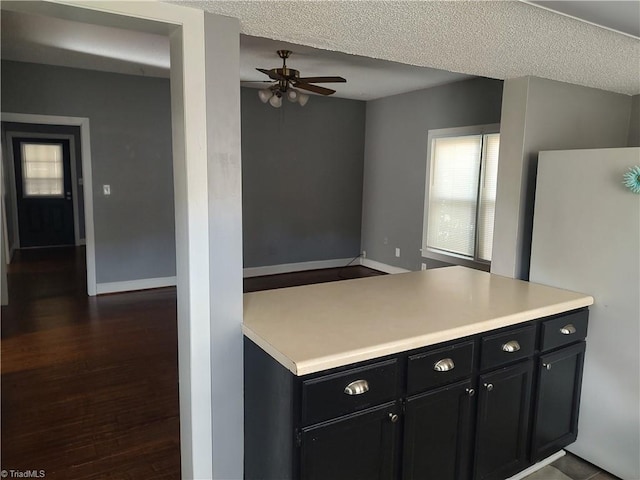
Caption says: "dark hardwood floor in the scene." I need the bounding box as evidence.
[243,264,384,292]
[1,248,382,479]
[1,247,181,480]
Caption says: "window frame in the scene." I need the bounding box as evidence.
[421,124,500,271]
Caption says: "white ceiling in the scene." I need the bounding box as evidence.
[1,1,639,99]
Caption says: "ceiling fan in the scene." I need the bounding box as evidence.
[255,50,346,108]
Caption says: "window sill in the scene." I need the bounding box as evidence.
[421,248,490,272]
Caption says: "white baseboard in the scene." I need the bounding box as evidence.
[96,276,176,295]
[360,258,411,274]
[243,258,358,278]
[506,450,566,480]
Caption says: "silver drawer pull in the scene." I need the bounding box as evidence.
[502,340,521,353]
[344,379,369,395]
[560,324,577,335]
[433,358,455,372]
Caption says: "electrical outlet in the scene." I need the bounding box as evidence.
[383,237,389,245]
[103,185,111,196]
[395,248,400,257]
[421,263,427,270]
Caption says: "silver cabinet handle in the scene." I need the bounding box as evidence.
[502,340,521,353]
[466,388,475,397]
[344,379,369,395]
[543,363,552,370]
[484,383,494,391]
[433,358,455,372]
[560,324,577,335]
[388,413,399,423]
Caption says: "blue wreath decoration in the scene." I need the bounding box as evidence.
[623,166,640,194]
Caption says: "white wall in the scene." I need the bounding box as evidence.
[492,76,633,280]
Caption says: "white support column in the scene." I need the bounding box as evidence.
[491,77,530,279]
[204,13,244,478]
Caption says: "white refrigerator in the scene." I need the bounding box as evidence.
[530,147,640,480]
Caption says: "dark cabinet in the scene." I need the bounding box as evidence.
[300,402,400,480]
[531,342,586,461]
[402,380,474,480]
[474,361,534,480]
[245,308,589,480]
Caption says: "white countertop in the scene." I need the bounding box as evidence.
[243,266,594,376]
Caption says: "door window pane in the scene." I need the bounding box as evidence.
[21,143,64,197]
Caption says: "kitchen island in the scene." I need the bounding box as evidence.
[244,266,594,480]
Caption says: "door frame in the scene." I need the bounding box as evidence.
[5,131,83,248]
[1,112,96,296]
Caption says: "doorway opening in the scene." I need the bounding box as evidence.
[2,114,96,295]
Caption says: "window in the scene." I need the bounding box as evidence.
[21,143,64,197]
[422,125,500,269]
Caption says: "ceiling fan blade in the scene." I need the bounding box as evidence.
[256,68,285,81]
[293,82,336,95]
[296,76,346,83]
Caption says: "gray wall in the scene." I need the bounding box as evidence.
[492,76,632,280]
[1,60,175,284]
[629,94,640,147]
[361,77,504,270]
[241,87,366,267]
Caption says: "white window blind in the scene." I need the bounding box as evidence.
[477,134,500,261]
[427,135,482,257]
[21,143,64,197]
[424,127,500,266]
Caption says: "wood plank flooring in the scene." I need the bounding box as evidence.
[1,248,382,479]
[1,248,181,479]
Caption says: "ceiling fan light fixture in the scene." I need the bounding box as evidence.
[255,50,345,108]
[287,89,299,102]
[258,88,272,103]
[297,93,309,106]
[269,94,283,108]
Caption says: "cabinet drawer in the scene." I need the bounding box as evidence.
[407,341,475,395]
[480,325,536,371]
[301,359,399,426]
[540,310,588,352]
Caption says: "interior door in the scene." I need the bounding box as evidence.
[13,137,75,247]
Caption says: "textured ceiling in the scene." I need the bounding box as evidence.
[240,35,471,100]
[174,0,640,95]
[530,0,640,38]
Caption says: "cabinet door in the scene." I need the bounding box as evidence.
[402,380,475,480]
[531,342,586,462]
[474,361,533,480]
[300,402,400,480]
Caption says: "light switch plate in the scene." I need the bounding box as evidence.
[103,185,111,195]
